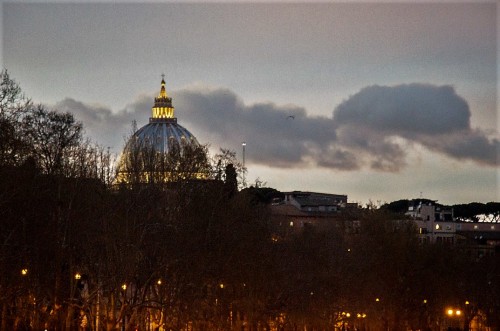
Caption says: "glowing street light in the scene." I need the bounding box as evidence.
[75,273,82,280]
[21,268,28,276]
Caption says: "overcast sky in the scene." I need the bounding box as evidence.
[3,1,498,205]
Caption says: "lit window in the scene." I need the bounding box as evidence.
[289,221,294,227]
[435,224,441,230]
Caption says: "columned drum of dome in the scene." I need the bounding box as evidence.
[116,77,207,184]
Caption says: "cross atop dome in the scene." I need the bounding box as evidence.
[152,75,175,121]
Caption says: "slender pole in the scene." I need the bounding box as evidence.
[242,142,246,187]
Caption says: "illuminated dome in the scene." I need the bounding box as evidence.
[116,76,203,183]
[132,76,199,152]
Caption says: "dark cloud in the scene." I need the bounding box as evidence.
[175,88,336,168]
[418,130,499,166]
[333,84,470,135]
[53,83,498,171]
[53,97,149,152]
[332,83,498,169]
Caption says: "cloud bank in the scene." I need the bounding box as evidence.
[53,83,499,172]
[332,84,498,169]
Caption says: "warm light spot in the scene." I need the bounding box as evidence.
[346,313,351,318]
[219,283,224,289]
[465,301,470,305]
[456,310,461,316]
[423,299,427,304]
[447,309,454,316]
[122,284,127,290]
[157,279,162,285]
[75,273,82,280]
[375,298,380,302]
[21,268,28,276]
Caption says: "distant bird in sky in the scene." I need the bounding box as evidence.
[287,115,295,120]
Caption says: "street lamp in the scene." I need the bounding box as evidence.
[445,307,463,329]
[447,308,461,317]
[242,142,246,187]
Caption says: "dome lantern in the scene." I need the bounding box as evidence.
[151,74,175,120]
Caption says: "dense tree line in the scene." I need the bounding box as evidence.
[382,200,500,222]
[1,70,499,330]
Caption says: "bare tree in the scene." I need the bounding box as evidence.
[0,69,31,167]
[22,105,82,175]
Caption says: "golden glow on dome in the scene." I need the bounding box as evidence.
[152,74,175,119]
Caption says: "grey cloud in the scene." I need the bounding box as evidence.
[54,83,498,172]
[418,130,499,166]
[53,97,148,152]
[175,88,337,168]
[332,83,498,168]
[334,84,470,135]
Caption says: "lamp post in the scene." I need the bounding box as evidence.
[242,142,246,187]
[121,284,127,331]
